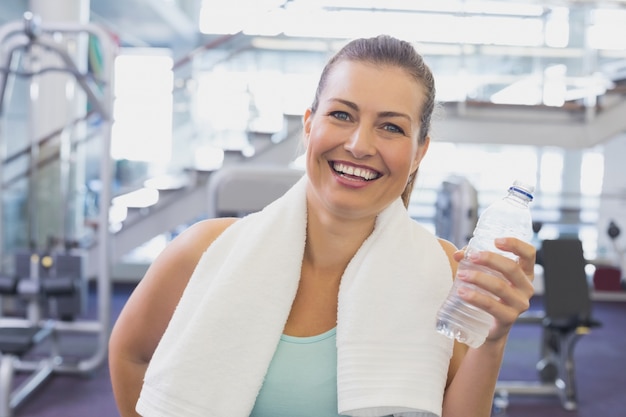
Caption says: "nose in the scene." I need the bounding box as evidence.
[344,127,376,159]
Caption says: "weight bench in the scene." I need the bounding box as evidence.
[496,238,602,411]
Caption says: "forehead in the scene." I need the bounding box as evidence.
[321,60,426,117]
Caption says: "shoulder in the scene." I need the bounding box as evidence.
[437,237,459,278]
[437,238,458,258]
[122,216,238,320]
[134,217,239,303]
[109,217,240,365]
[176,217,239,253]
[156,217,238,267]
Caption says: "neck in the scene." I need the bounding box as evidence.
[303,202,376,279]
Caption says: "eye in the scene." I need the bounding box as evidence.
[382,123,405,135]
[329,111,351,122]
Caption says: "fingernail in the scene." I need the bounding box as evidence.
[468,251,480,261]
[457,269,469,280]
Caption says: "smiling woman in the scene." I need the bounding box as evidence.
[109,35,537,417]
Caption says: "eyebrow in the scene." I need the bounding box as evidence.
[329,98,413,123]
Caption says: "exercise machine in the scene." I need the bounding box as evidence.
[0,12,116,416]
[434,175,478,250]
[495,238,602,411]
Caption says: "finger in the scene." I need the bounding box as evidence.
[467,250,534,293]
[494,237,536,275]
[452,249,465,262]
[458,268,531,313]
[456,280,522,328]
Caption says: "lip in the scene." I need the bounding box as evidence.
[329,160,382,188]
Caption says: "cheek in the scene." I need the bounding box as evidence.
[382,144,418,174]
[306,124,336,155]
[304,131,325,170]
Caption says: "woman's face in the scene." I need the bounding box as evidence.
[303,60,430,221]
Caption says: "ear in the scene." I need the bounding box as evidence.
[410,135,430,174]
[302,108,313,147]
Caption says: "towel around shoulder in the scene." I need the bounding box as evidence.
[137,174,454,417]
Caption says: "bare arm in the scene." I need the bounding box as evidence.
[108,217,237,417]
[440,237,536,417]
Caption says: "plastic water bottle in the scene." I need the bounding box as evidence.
[435,180,534,348]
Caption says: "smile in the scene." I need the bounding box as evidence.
[331,161,381,181]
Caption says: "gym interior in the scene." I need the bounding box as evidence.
[0,1,625,416]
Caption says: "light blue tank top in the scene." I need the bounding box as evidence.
[249,328,343,417]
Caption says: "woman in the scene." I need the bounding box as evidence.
[109,35,536,417]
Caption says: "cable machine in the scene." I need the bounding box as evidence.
[434,175,478,250]
[0,12,116,416]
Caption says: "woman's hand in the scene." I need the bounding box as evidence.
[453,237,537,343]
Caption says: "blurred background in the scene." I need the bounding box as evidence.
[0,2,625,415]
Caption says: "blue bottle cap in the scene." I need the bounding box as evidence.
[509,180,534,201]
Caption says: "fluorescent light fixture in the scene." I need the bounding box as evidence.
[463,1,546,16]
[303,0,545,16]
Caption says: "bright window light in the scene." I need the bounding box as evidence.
[198,7,245,34]
[242,8,285,36]
[542,64,567,107]
[112,49,173,163]
[545,7,570,48]
[580,149,604,197]
[540,149,564,195]
[199,1,546,46]
[588,9,626,50]
[199,0,286,34]
[194,71,250,132]
[420,143,537,198]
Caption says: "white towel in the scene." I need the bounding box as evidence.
[136,174,454,417]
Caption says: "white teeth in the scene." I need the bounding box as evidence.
[333,162,378,181]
